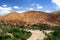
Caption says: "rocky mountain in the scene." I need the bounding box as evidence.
[51,11,60,25]
[0,11,60,26]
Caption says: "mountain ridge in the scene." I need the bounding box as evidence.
[0,11,60,26]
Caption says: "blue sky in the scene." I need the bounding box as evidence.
[0,0,60,15]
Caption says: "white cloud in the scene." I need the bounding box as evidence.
[0,10,11,15]
[36,4,43,9]
[37,6,43,9]
[31,4,35,6]
[0,5,12,16]
[29,8,34,10]
[2,5,7,7]
[31,4,43,10]
[16,11,26,13]
[13,6,20,9]
[36,4,40,6]
[0,7,12,11]
[44,10,51,13]
[52,0,60,7]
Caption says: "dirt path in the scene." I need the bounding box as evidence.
[27,30,52,40]
[27,30,45,40]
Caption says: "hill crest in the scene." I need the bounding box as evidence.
[0,11,60,26]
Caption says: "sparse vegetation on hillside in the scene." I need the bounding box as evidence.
[20,24,60,30]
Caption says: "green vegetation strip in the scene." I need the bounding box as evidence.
[0,24,32,40]
[0,24,60,40]
[44,30,60,40]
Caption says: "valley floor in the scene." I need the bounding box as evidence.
[27,30,52,40]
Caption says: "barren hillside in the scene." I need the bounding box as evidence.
[0,11,60,26]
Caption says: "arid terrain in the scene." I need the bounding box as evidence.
[0,11,60,40]
[27,30,52,40]
[0,11,60,26]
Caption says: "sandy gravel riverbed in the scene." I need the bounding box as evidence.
[27,30,52,40]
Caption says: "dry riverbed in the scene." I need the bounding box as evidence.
[27,30,52,40]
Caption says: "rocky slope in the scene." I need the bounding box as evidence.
[0,11,60,26]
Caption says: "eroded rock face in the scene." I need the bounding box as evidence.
[0,11,60,26]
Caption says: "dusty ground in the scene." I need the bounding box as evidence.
[27,30,52,40]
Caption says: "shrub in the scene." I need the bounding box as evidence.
[44,30,60,40]
[0,24,32,40]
